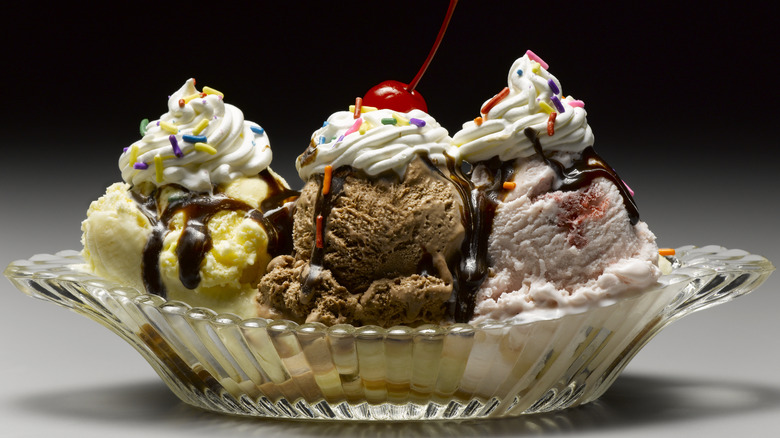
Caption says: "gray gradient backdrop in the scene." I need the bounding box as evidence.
[2,1,779,436]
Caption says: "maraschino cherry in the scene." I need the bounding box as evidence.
[362,0,458,113]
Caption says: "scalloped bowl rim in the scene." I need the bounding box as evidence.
[6,244,774,335]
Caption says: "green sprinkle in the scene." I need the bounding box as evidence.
[140,118,149,136]
[381,118,397,125]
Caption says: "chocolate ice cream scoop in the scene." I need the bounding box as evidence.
[258,106,469,327]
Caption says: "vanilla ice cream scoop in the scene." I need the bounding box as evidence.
[83,80,294,318]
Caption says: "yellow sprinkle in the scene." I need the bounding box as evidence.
[160,121,178,134]
[154,154,164,183]
[539,101,554,114]
[348,105,379,113]
[359,121,371,134]
[531,61,541,73]
[202,86,224,98]
[183,93,202,104]
[129,144,139,165]
[193,119,209,135]
[392,113,410,126]
[194,142,217,154]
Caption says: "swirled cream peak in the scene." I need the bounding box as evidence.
[119,79,272,192]
[296,106,455,180]
[452,50,594,162]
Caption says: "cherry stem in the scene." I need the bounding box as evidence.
[406,0,458,93]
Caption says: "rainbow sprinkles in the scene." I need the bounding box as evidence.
[119,78,273,192]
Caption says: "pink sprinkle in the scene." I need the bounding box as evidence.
[568,100,585,108]
[622,180,635,197]
[343,117,363,137]
[525,50,549,70]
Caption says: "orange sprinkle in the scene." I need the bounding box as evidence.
[502,181,516,190]
[480,87,510,116]
[354,97,363,119]
[547,112,557,136]
[658,248,676,256]
[178,98,185,108]
[316,215,324,248]
[474,116,483,126]
[322,165,333,195]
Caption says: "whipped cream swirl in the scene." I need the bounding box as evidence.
[119,79,272,192]
[452,51,594,162]
[297,108,455,180]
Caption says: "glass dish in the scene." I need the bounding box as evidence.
[4,245,774,421]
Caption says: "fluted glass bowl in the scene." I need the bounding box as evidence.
[4,245,774,421]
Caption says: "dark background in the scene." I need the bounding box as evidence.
[2,1,779,436]
[5,1,777,178]
[3,0,778,253]
[4,1,778,246]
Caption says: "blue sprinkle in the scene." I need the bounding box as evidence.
[516,69,523,77]
[409,118,426,128]
[550,95,566,113]
[319,136,326,145]
[250,125,265,135]
[548,79,560,95]
[322,121,329,127]
[182,134,208,143]
[133,162,149,170]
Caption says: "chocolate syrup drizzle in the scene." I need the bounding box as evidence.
[523,127,640,225]
[420,155,511,322]
[133,169,297,299]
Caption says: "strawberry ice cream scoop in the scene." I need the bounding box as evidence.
[451,51,660,323]
[469,154,660,323]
